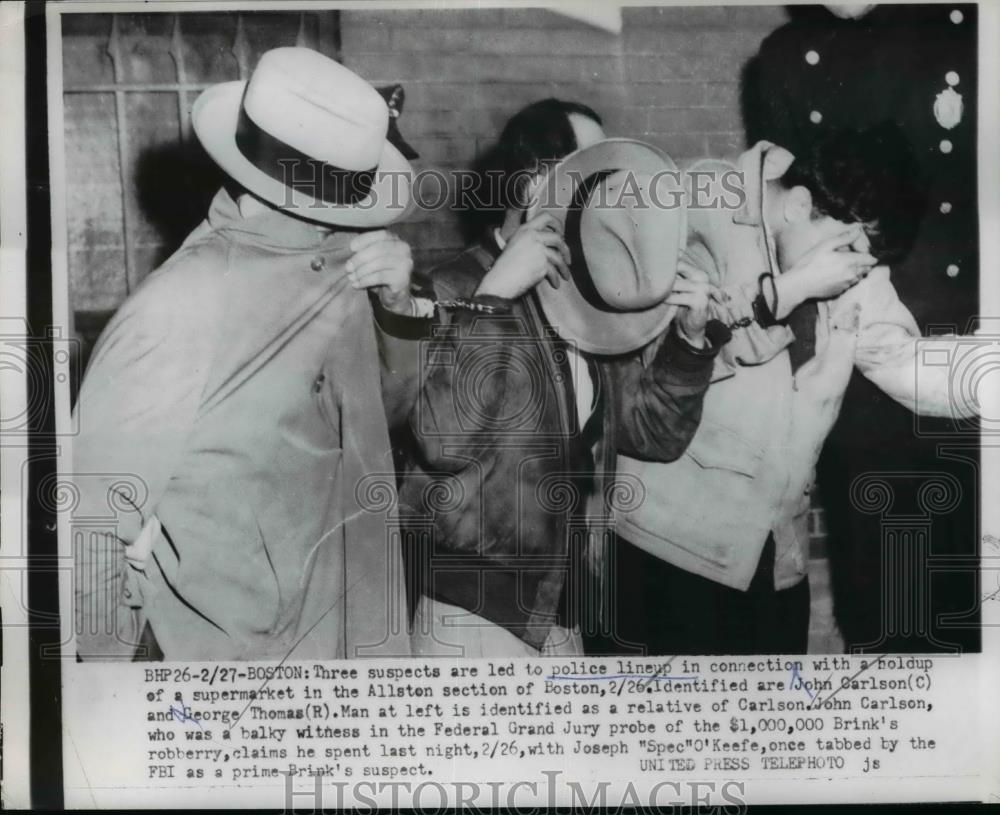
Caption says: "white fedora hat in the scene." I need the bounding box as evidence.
[192,47,414,228]
[530,139,687,355]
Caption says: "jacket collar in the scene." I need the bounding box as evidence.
[206,187,351,253]
[732,141,795,277]
[732,140,796,228]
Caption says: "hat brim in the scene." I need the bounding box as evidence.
[192,81,415,228]
[530,139,686,356]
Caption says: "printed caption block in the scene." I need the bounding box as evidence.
[61,654,982,808]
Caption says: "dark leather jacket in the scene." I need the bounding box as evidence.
[398,236,720,649]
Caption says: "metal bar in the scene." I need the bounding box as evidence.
[317,10,342,61]
[105,15,136,296]
[295,11,309,48]
[168,13,191,141]
[232,13,250,80]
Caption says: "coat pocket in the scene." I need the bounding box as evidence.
[684,418,763,478]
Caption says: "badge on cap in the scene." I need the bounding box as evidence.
[934,87,963,130]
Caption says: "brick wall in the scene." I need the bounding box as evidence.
[63,7,790,329]
[340,5,789,269]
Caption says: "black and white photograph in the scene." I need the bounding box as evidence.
[1,0,998,808]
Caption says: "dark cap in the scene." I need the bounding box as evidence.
[377,84,420,160]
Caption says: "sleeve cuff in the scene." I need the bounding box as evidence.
[752,291,780,328]
[663,319,730,371]
[369,292,434,340]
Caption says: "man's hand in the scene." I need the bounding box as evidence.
[347,230,415,315]
[123,514,160,572]
[475,212,571,299]
[667,260,715,348]
[775,227,877,318]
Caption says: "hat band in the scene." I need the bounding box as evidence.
[565,170,632,314]
[235,108,378,206]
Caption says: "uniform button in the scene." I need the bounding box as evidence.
[946,264,960,278]
[313,373,326,392]
[310,256,325,272]
[940,139,953,153]
[123,587,132,599]
[946,71,960,86]
[809,110,823,124]
[940,201,952,214]
[805,49,820,65]
[950,9,964,24]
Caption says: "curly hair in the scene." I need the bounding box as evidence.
[779,122,928,264]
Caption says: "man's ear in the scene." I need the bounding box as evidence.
[783,185,814,225]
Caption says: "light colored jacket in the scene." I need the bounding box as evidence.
[73,189,417,661]
[616,142,979,591]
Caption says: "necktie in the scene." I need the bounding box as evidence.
[785,299,819,372]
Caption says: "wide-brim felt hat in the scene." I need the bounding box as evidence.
[193,47,415,228]
[530,138,687,356]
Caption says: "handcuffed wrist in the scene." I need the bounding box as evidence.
[436,295,514,316]
[664,319,729,372]
[676,322,707,349]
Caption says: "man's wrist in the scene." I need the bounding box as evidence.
[675,321,707,349]
[474,283,509,299]
[773,271,805,320]
[379,290,416,316]
[659,319,728,376]
[474,266,516,299]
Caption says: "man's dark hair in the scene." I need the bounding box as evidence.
[458,98,602,239]
[780,122,927,264]
[490,98,603,210]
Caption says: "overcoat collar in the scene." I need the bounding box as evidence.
[206,187,352,253]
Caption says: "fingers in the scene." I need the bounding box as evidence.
[123,515,160,572]
[346,236,410,273]
[523,211,562,234]
[843,256,877,289]
[534,228,571,260]
[350,270,390,290]
[669,279,713,298]
[817,225,865,254]
[665,292,707,310]
[545,246,570,282]
[521,228,570,276]
[522,176,545,217]
[849,231,872,254]
[534,230,569,252]
[349,229,395,254]
[124,553,146,570]
[350,262,407,290]
[676,262,710,283]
